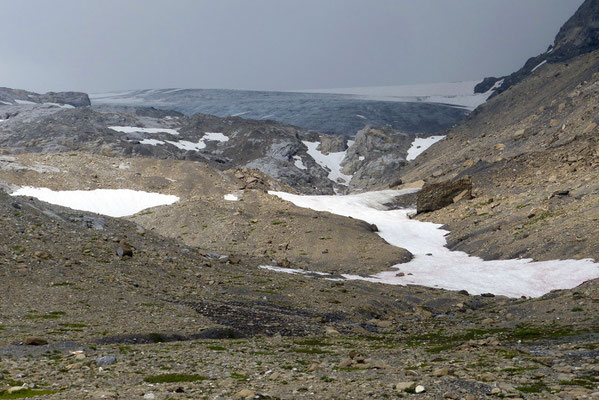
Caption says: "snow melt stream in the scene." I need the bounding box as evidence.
[11,187,179,218]
[263,190,599,298]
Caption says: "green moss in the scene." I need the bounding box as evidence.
[207,345,227,351]
[149,333,166,343]
[230,372,249,380]
[516,383,547,393]
[293,338,331,346]
[143,373,207,383]
[292,347,332,354]
[0,389,59,399]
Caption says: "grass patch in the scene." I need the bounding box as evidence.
[51,282,74,287]
[230,372,249,380]
[516,203,531,209]
[0,389,59,399]
[571,307,584,312]
[207,345,227,351]
[292,347,332,354]
[24,311,65,320]
[59,323,87,328]
[559,376,597,389]
[143,373,207,384]
[293,338,331,346]
[516,383,548,393]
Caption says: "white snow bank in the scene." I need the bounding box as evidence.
[303,140,353,185]
[0,101,11,105]
[265,190,599,298]
[109,126,180,136]
[10,187,179,218]
[406,136,445,161]
[531,60,548,73]
[15,99,36,105]
[140,139,165,146]
[299,79,504,111]
[166,140,206,151]
[44,102,75,109]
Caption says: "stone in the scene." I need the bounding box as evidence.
[95,355,117,366]
[453,189,472,204]
[338,358,353,368]
[116,240,133,257]
[24,336,48,346]
[583,122,597,133]
[433,367,450,377]
[7,386,26,394]
[415,385,425,393]
[395,381,416,391]
[417,177,473,213]
[235,389,256,399]
[143,393,155,400]
[325,326,340,336]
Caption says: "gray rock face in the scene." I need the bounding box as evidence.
[0,87,90,107]
[416,177,472,214]
[0,102,337,194]
[341,126,413,191]
[317,136,347,154]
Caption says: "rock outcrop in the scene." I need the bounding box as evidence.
[341,126,413,191]
[416,177,472,214]
[0,87,91,107]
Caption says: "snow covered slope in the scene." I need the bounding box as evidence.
[264,190,599,298]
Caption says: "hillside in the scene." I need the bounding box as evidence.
[2,1,599,398]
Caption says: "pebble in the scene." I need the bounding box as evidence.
[143,393,156,400]
[415,385,425,393]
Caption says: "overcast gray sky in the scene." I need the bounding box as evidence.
[0,0,585,93]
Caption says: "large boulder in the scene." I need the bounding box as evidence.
[417,177,472,214]
[341,126,413,191]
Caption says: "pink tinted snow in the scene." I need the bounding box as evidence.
[265,190,599,298]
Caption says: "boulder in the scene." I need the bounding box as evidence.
[417,177,472,213]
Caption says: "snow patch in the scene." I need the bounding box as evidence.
[224,193,239,201]
[293,155,307,170]
[266,190,599,298]
[44,102,75,109]
[203,132,229,142]
[166,140,206,151]
[0,101,11,105]
[303,141,353,185]
[140,139,165,146]
[531,60,548,73]
[15,99,36,105]
[109,126,180,136]
[10,187,179,218]
[406,136,446,161]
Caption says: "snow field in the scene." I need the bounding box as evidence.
[10,187,179,218]
[264,190,599,298]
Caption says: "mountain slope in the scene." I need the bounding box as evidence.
[401,46,599,262]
